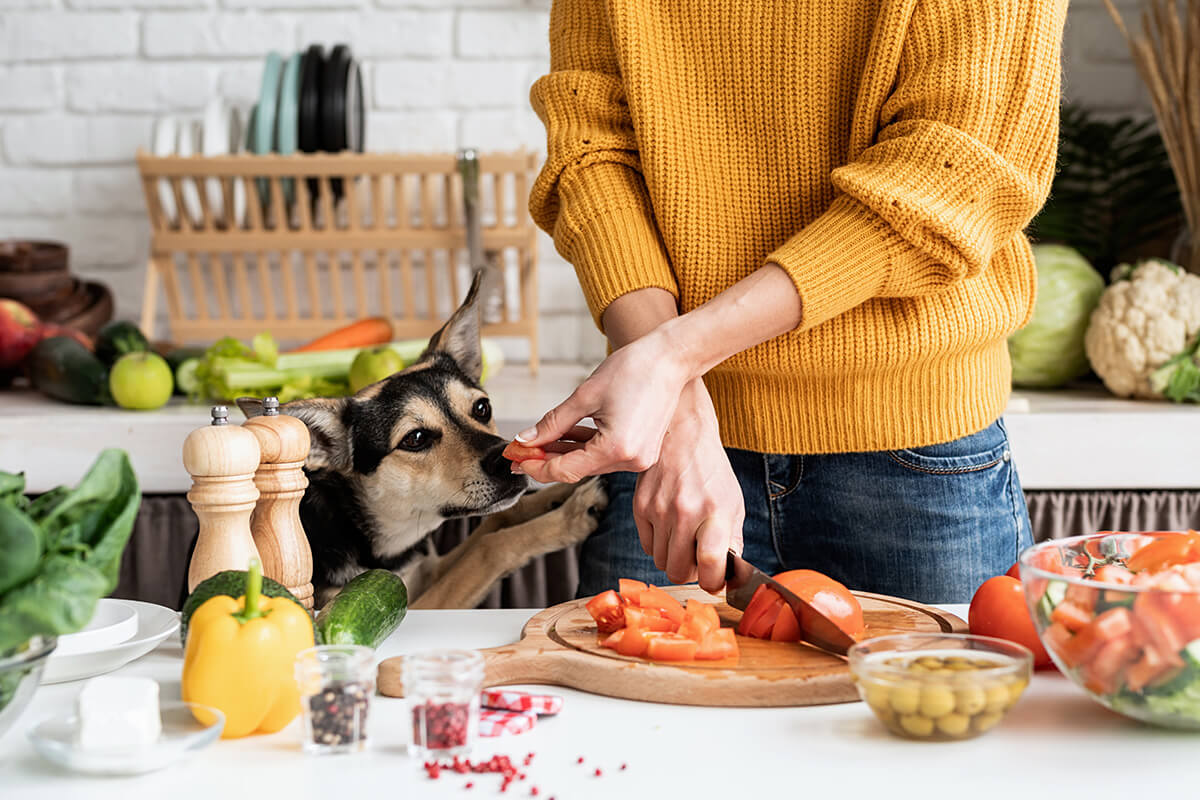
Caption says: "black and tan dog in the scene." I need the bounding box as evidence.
[238,275,605,609]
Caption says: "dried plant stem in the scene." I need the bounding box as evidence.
[1105,0,1200,272]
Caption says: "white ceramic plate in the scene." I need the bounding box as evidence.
[151,116,179,226]
[176,120,205,227]
[41,601,180,685]
[53,600,138,657]
[28,701,223,776]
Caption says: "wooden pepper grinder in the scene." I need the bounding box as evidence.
[243,397,315,609]
[183,405,262,592]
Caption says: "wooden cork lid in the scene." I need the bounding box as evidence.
[242,397,311,464]
[183,405,262,477]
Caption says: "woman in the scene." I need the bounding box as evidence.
[517,0,1066,603]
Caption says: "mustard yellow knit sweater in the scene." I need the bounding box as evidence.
[529,0,1066,455]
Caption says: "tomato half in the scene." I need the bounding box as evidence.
[645,633,698,662]
[586,590,625,634]
[968,576,1052,668]
[772,570,865,640]
[695,628,739,660]
[502,441,546,463]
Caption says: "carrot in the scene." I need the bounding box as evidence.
[291,317,394,353]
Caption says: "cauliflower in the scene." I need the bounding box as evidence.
[1084,259,1200,400]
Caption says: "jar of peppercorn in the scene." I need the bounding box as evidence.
[405,649,485,759]
[295,645,375,755]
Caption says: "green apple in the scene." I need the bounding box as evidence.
[349,346,405,393]
[109,351,174,410]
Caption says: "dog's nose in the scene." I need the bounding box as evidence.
[482,445,512,479]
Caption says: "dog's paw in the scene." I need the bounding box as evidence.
[552,477,608,542]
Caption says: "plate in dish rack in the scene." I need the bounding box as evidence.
[42,601,180,685]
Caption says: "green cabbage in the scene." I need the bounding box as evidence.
[1009,244,1106,388]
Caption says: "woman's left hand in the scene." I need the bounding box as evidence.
[511,328,691,484]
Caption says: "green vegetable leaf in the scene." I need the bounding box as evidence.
[0,471,27,511]
[0,555,110,654]
[1150,332,1200,403]
[252,333,279,367]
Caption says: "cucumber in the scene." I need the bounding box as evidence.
[27,336,111,405]
[181,569,313,644]
[315,569,407,648]
[95,321,149,367]
[1187,640,1200,669]
[174,358,201,397]
[1035,579,1068,627]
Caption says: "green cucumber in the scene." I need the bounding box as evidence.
[174,358,201,397]
[315,569,407,648]
[27,337,111,405]
[180,569,313,644]
[95,321,149,367]
[1035,580,1069,627]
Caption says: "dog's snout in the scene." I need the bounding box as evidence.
[482,445,512,479]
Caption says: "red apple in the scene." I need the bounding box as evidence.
[0,298,42,370]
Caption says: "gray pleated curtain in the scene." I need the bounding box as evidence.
[113,491,1200,610]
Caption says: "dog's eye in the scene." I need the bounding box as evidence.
[398,429,434,452]
[471,398,492,423]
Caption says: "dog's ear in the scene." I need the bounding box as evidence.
[278,396,351,471]
[422,269,484,382]
[236,397,264,419]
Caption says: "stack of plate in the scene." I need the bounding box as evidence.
[41,599,180,685]
[151,44,365,229]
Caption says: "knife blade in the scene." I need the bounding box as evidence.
[724,550,857,656]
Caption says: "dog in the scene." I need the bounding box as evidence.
[237,274,606,609]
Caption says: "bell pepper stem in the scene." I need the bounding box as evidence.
[233,557,268,624]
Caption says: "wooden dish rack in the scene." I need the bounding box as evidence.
[135,150,540,370]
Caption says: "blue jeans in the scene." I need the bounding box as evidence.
[576,419,1032,605]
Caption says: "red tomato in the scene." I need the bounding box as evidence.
[1081,632,1139,695]
[746,596,784,640]
[502,441,546,463]
[1042,621,1073,662]
[1059,607,1133,669]
[645,633,698,662]
[968,576,1052,669]
[600,629,624,650]
[1063,582,1099,612]
[618,578,647,605]
[1125,644,1180,692]
[1127,532,1200,573]
[585,590,625,634]
[638,585,686,625]
[695,628,739,660]
[1155,590,1200,642]
[736,585,774,637]
[770,603,801,642]
[1133,592,1187,660]
[1050,600,1093,634]
[773,570,866,641]
[624,607,676,633]
[616,627,654,658]
[678,603,720,641]
[1005,563,1021,579]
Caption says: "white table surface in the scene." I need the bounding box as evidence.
[2,368,1197,492]
[2,605,1196,799]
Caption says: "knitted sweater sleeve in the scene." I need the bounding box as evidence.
[528,0,677,329]
[768,0,1066,332]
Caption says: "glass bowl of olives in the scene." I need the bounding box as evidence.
[848,633,1032,741]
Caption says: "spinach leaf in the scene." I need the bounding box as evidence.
[0,471,28,511]
[0,504,43,595]
[0,555,109,653]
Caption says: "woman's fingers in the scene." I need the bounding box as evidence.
[695,517,735,593]
[515,388,594,447]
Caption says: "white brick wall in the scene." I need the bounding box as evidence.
[0,0,1155,364]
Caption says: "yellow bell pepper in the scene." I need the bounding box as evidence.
[182,558,314,738]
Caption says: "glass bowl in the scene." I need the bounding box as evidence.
[27,701,224,776]
[1019,531,1200,730]
[0,636,57,740]
[848,633,1032,741]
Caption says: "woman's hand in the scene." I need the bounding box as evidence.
[512,328,692,485]
[633,379,744,592]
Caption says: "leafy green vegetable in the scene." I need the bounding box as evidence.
[1009,244,1106,388]
[1148,331,1200,403]
[0,449,141,655]
[0,504,43,595]
[190,333,353,402]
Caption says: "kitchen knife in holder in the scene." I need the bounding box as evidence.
[135,150,541,371]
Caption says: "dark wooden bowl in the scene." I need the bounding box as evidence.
[0,268,73,304]
[0,241,69,272]
[59,281,114,336]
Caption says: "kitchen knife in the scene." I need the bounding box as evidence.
[724,550,858,656]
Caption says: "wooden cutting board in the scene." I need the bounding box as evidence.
[377,585,965,707]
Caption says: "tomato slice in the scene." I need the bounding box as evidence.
[618,578,647,605]
[746,596,784,640]
[624,606,677,633]
[695,628,739,660]
[638,585,686,625]
[616,626,654,657]
[645,633,698,662]
[585,590,625,634]
[1126,532,1200,573]
[502,441,547,463]
[770,602,801,642]
[736,584,775,637]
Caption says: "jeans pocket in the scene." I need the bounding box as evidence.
[886,420,1010,475]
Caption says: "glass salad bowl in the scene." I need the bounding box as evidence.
[0,636,56,739]
[1019,531,1200,729]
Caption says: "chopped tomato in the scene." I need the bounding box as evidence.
[600,629,625,650]
[1081,633,1139,695]
[695,628,739,660]
[616,626,655,658]
[1050,599,1093,633]
[639,585,686,625]
[770,603,801,642]
[1154,590,1200,642]
[1063,582,1098,612]
[678,603,720,641]
[1060,607,1133,669]
[1132,592,1187,660]
[736,585,773,637]
[1126,531,1200,573]
[645,633,698,662]
[623,606,676,633]
[618,578,647,605]
[1093,565,1135,585]
[501,441,546,463]
[586,590,625,634]
[746,596,784,640]
[1125,644,1178,693]
[1042,621,1073,661]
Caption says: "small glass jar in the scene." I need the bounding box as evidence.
[404,649,484,759]
[295,645,374,755]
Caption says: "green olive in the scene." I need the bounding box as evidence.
[864,682,892,712]
[974,711,1004,732]
[1007,678,1028,706]
[955,686,986,715]
[984,684,1010,713]
[899,713,934,737]
[946,660,976,671]
[918,686,956,719]
[916,656,945,669]
[935,712,971,737]
[889,684,921,714]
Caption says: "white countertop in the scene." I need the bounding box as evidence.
[2,605,1195,800]
[1,368,1196,493]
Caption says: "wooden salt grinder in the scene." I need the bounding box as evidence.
[183,406,262,593]
[243,397,314,609]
